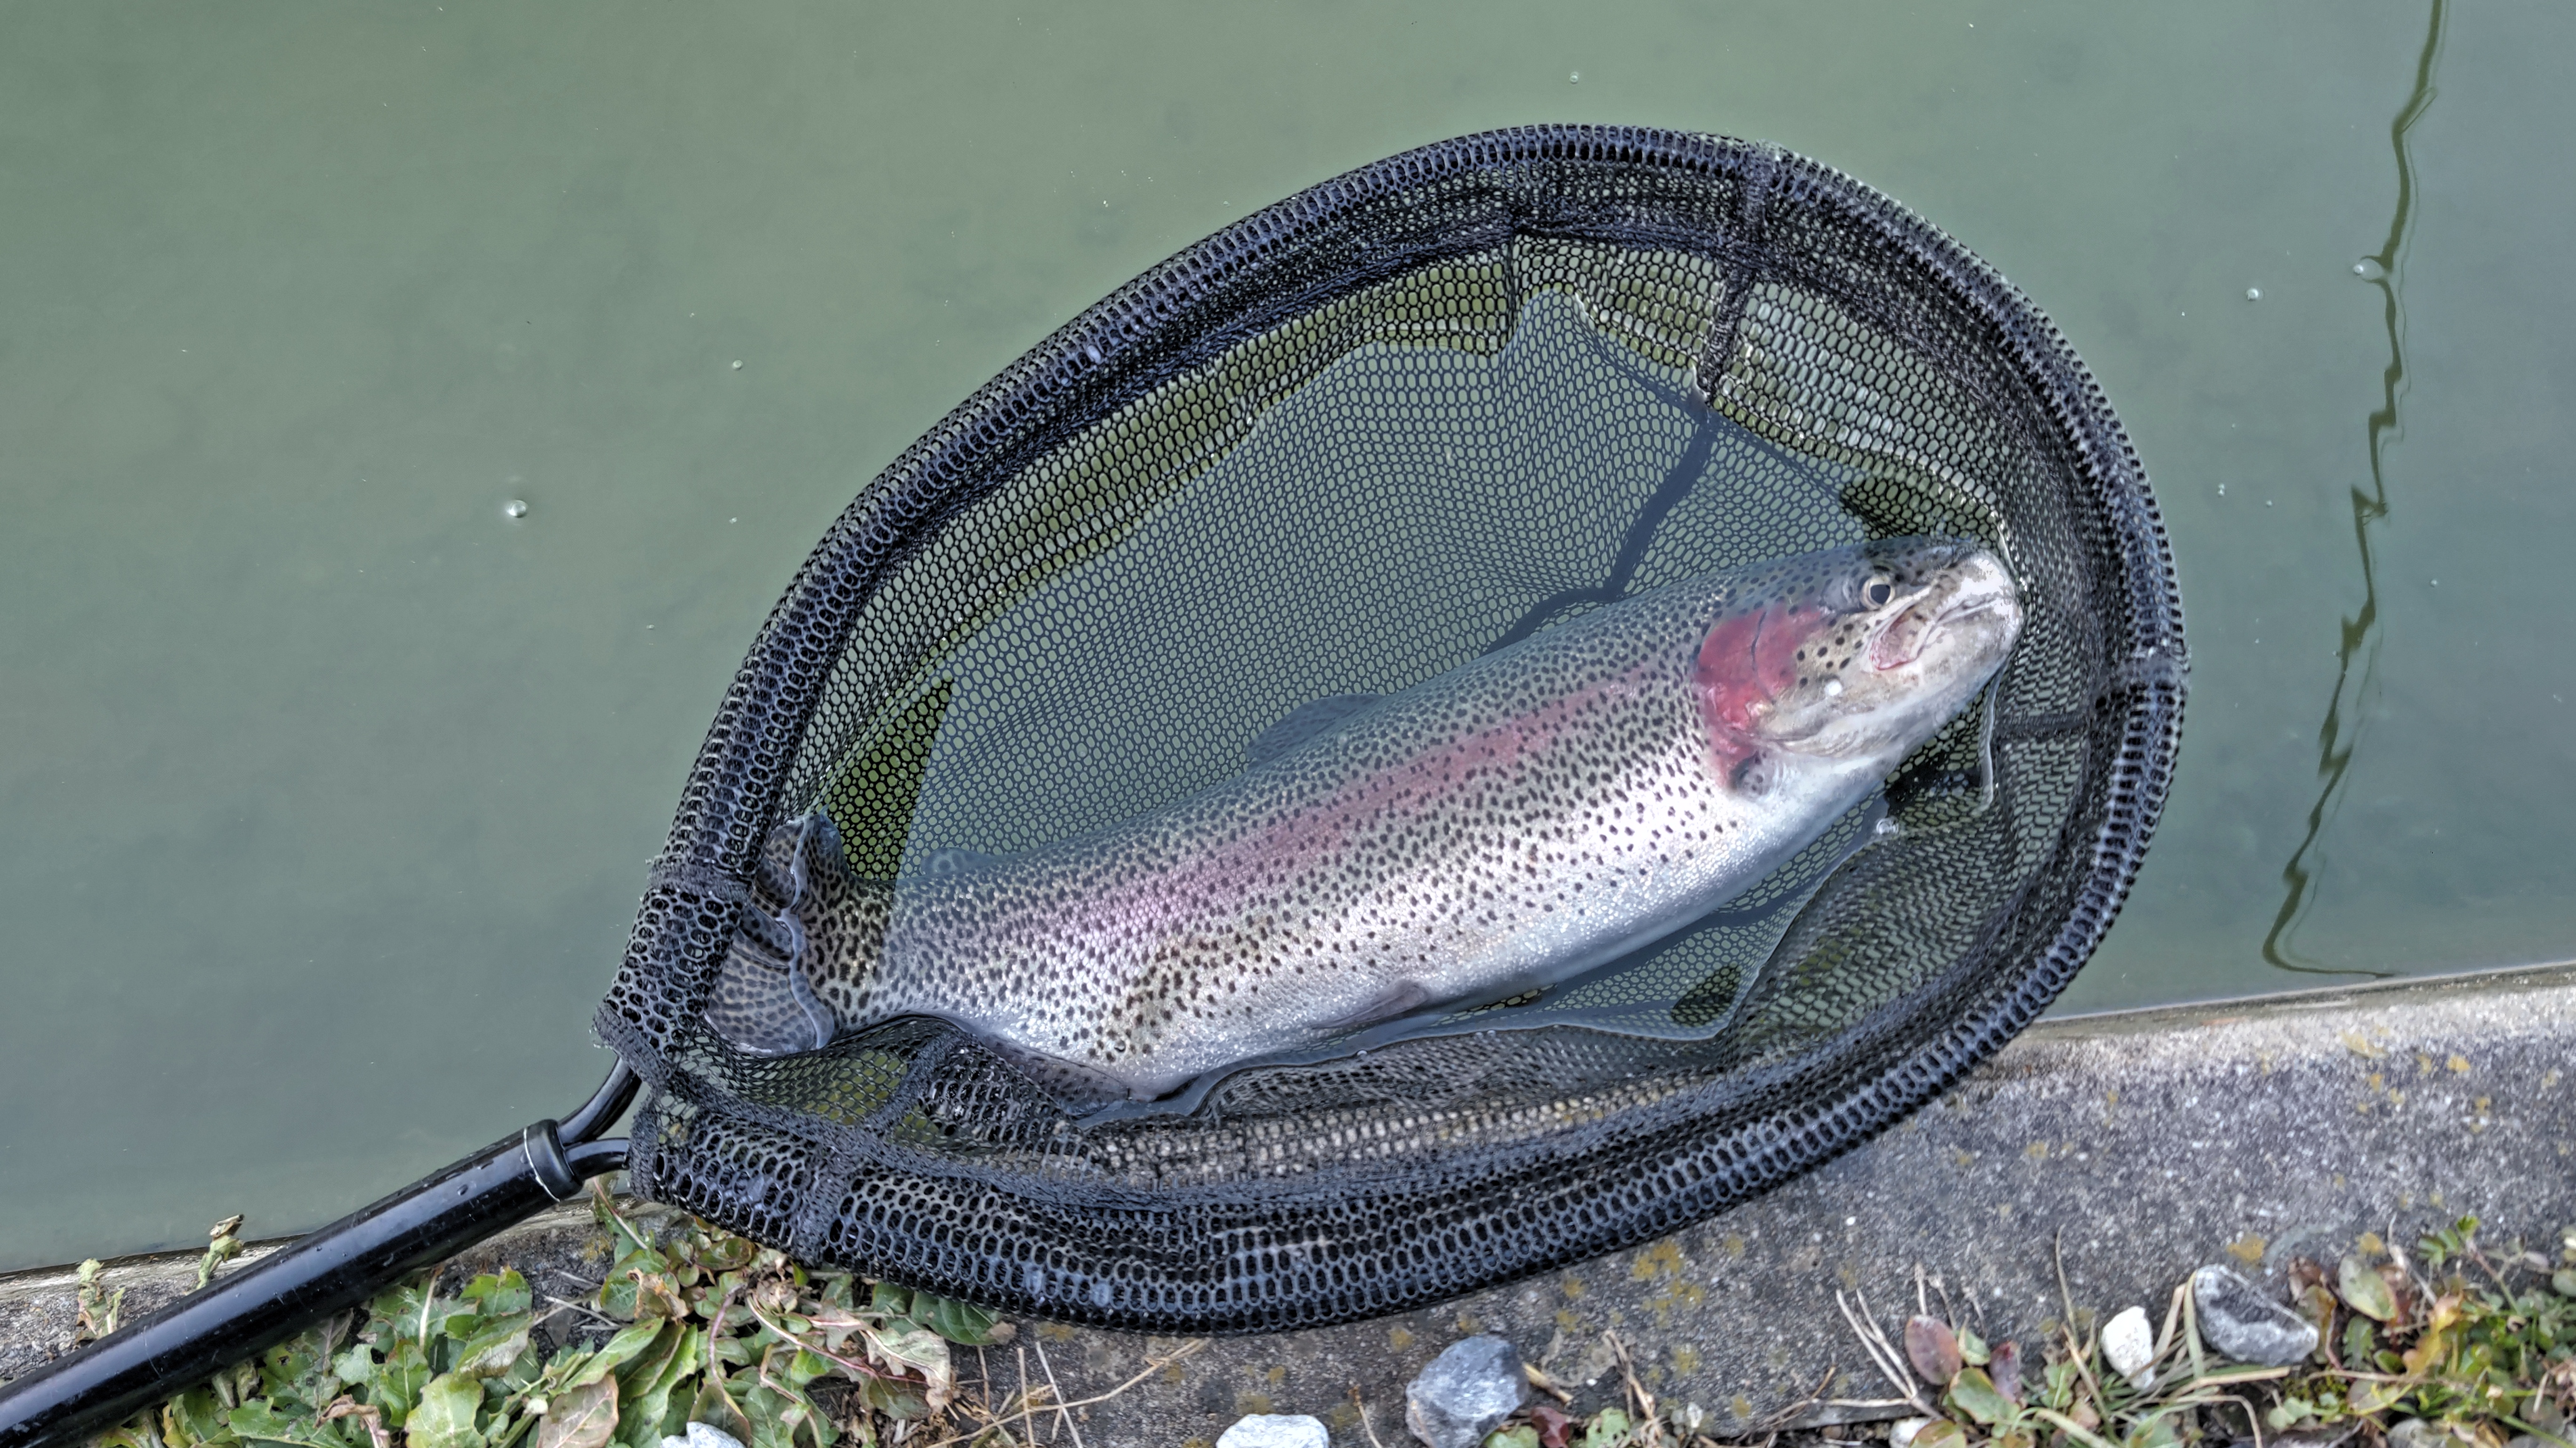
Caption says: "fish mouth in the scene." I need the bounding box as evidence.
[1866,573,2020,672]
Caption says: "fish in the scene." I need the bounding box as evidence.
[707,536,2023,1104]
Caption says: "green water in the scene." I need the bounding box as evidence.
[5,0,2570,1270]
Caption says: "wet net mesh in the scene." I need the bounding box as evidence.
[596,126,2185,1332]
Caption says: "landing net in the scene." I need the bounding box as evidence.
[597,126,2185,1331]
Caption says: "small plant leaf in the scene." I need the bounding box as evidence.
[1484,1429,1540,1448]
[536,1377,618,1448]
[2338,1255,2396,1321]
[567,1324,671,1390]
[464,1270,533,1319]
[1911,1418,1968,1448]
[1956,1325,1991,1367]
[406,1373,487,1448]
[909,1290,1009,1346]
[369,1338,432,1426]
[1906,1315,1964,1385]
[452,1312,535,1380]
[2348,1377,2407,1415]
[1580,1410,1632,1448]
[1948,1366,2014,1425]
[689,1378,754,1446]
[224,1400,309,1444]
[617,1327,703,1448]
[171,1388,233,1446]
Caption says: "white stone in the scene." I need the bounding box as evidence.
[662,1424,745,1448]
[1217,1414,1329,1448]
[2102,1304,2156,1389]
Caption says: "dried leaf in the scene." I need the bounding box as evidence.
[1989,1340,2023,1402]
[860,1321,954,1413]
[2338,1255,2395,1321]
[2295,1284,2337,1357]
[535,1376,617,1448]
[1906,1315,1964,1385]
[319,1396,391,1448]
[1531,1402,1576,1448]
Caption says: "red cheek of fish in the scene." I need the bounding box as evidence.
[1695,600,1827,786]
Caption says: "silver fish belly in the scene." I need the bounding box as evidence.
[710,538,2023,1101]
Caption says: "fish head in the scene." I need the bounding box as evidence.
[1694,538,2022,790]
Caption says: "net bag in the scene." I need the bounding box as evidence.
[597,125,2185,1333]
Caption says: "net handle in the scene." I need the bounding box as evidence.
[0,1063,641,1448]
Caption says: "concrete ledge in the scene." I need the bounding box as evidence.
[0,1203,612,1386]
[9,964,2573,1446]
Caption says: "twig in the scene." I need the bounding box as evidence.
[739,1298,905,1386]
[2052,1231,2108,1408]
[2031,1407,2123,1448]
[1833,1290,1934,1416]
[915,1339,1205,1448]
[1350,1385,1389,1448]
[1604,1330,1661,1446]
[2151,1283,2189,1369]
[539,1294,621,1330]
[1017,1347,1036,1446]
[2183,1280,2207,1384]
[1757,1366,1839,1433]
[1031,1335,1084,1448]
[1523,1363,1575,1408]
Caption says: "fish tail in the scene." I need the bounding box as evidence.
[703,812,892,1056]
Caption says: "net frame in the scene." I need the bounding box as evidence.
[596,125,2184,1332]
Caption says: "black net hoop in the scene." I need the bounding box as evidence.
[597,125,2185,1332]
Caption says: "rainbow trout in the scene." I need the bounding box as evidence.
[709,537,2021,1102]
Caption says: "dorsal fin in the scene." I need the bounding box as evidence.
[1246,693,1382,767]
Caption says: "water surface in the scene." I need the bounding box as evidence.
[5,0,2572,1268]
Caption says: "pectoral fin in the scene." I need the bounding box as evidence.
[1246,693,1382,767]
[705,939,836,1056]
[1318,980,1432,1033]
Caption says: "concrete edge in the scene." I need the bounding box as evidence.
[8,958,2575,1448]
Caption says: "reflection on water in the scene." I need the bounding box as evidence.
[2261,0,2447,978]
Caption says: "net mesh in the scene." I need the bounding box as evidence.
[596,126,2185,1332]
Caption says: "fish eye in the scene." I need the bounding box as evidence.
[1864,575,1896,607]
